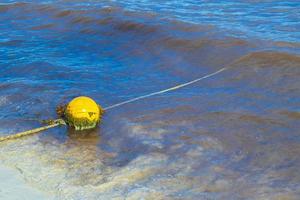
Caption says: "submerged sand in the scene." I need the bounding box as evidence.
[0,165,52,200]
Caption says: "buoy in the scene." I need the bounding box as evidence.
[64,96,104,130]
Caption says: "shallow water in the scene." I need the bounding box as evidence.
[0,1,300,199]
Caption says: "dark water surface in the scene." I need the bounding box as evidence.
[0,1,300,199]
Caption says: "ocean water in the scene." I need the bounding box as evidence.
[0,0,300,199]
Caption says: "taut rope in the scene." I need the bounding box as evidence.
[0,119,65,142]
[104,67,227,110]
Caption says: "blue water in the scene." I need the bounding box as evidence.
[2,0,300,42]
[113,0,300,42]
[0,0,300,199]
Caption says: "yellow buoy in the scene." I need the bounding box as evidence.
[64,96,104,130]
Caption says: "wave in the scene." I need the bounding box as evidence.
[0,2,28,12]
[1,2,298,54]
[232,51,300,68]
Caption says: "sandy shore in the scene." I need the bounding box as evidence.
[0,165,52,200]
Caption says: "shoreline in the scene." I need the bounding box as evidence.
[0,164,52,200]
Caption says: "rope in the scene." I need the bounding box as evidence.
[0,119,65,142]
[104,67,228,110]
[0,67,228,142]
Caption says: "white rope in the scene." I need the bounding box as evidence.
[104,67,228,110]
